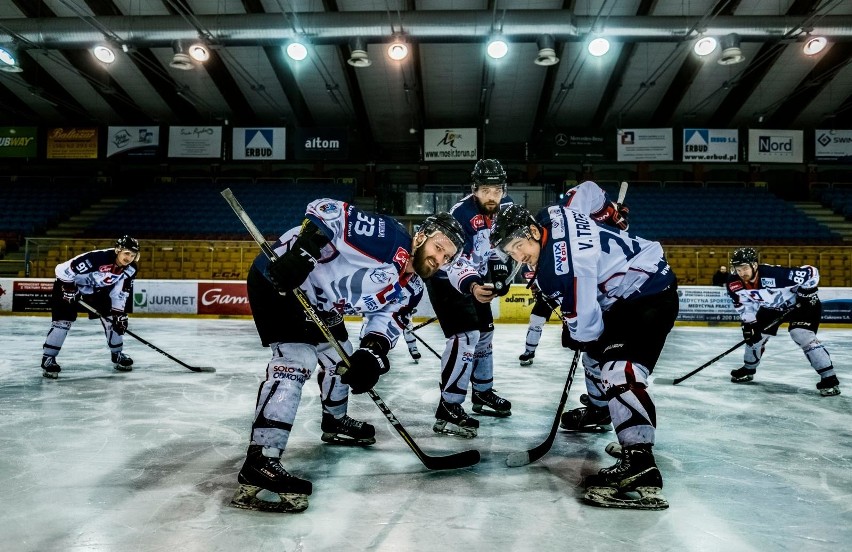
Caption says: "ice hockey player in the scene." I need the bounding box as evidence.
[518,180,629,366]
[233,199,464,513]
[40,235,139,378]
[490,203,677,510]
[425,159,516,438]
[727,247,840,396]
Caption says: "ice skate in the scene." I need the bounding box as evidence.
[560,404,611,432]
[41,355,61,379]
[408,347,421,362]
[433,400,479,438]
[321,413,376,446]
[231,445,312,513]
[472,389,512,417]
[518,350,535,366]
[111,351,134,372]
[584,444,668,510]
[817,375,841,397]
[730,366,756,383]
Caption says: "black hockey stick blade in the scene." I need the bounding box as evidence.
[507,349,581,467]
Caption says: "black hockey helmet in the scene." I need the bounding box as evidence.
[471,159,507,192]
[730,247,758,267]
[115,235,140,253]
[419,212,465,264]
[490,204,539,260]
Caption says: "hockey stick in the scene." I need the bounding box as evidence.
[411,316,438,331]
[408,329,442,360]
[221,188,480,471]
[617,181,629,204]
[506,348,581,467]
[658,306,798,386]
[78,299,216,373]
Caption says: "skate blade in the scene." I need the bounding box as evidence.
[730,375,754,383]
[560,423,612,433]
[321,432,376,446]
[42,371,59,379]
[432,420,477,438]
[472,404,512,417]
[114,365,133,372]
[230,484,309,513]
[819,386,841,397]
[519,360,533,366]
[584,486,669,510]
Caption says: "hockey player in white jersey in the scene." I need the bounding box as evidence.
[726,247,840,396]
[233,199,464,513]
[40,236,139,378]
[425,159,516,439]
[491,204,677,510]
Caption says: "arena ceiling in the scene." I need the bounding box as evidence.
[2,1,852,160]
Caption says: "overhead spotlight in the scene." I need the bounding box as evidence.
[387,35,408,61]
[93,45,116,64]
[693,36,718,57]
[486,35,508,60]
[286,41,308,61]
[717,33,745,65]
[803,36,827,56]
[0,45,22,72]
[588,37,610,57]
[189,43,210,62]
[347,37,371,67]
[535,34,559,66]
[169,40,194,70]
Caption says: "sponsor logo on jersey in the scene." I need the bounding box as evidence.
[761,278,776,287]
[550,215,565,239]
[728,280,744,291]
[370,269,393,284]
[553,241,569,275]
[470,214,486,231]
[363,296,379,311]
[392,247,410,268]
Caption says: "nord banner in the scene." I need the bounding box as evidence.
[747,129,803,163]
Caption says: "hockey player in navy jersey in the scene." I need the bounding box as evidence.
[40,236,139,378]
[727,247,840,396]
[425,159,516,438]
[491,203,677,510]
[233,199,464,513]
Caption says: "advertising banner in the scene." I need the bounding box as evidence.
[12,281,53,312]
[197,282,251,315]
[0,126,37,158]
[293,127,347,160]
[106,126,160,158]
[747,129,803,163]
[46,127,98,159]
[0,278,12,311]
[167,126,222,158]
[133,281,197,314]
[547,130,609,159]
[232,127,286,160]
[682,128,739,162]
[815,129,852,162]
[616,128,673,161]
[423,128,478,161]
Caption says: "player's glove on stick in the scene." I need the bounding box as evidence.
[487,258,512,296]
[111,309,129,335]
[339,335,390,394]
[61,281,79,303]
[562,325,593,351]
[796,286,819,307]
[265,220,330,293]
[741,321,762,345]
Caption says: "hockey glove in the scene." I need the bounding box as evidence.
[796,286,819,307]
[741,321,762,346]
[61,281,79,303]
[111,309,129,335]
[339,337,390,394]
[562,325,592,351]
[592,202,629,231]
[487,258,512,296]
[266,220,330,293]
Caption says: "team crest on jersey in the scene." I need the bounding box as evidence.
[370,268,393,284]
[548,206,565,239]
[470,214,487,231]
[314,201,341,221]
[761,277,776,287]
[553,241,569,275]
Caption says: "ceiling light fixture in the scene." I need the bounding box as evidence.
[286,41,308,61]
[347,37,371,67]
[93,45,116,64]
[535,34,559,66]
[169,40,194,70]
[693,36,718,57]
[0,45,22,72]
[189,43,210,62]
[486,35,508,60]
[387,35,408,61]
[717,33,745,65]
[803,36,827,56]
[588,37,610,57]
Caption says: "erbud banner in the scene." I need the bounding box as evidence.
[0,127,37,158]
[232,127,286,160]
[815,129,852,162]
[682,129,739,162]
[616,128,673,161]
[107,126,160,158]
[423,128,478,161]
[168,126,222,158]
[46,127,98,159]
[747,129,803,163]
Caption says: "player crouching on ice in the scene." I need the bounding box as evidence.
[490,204,677,510]
[726,247,840,396]
[41,235,139,378]
[233,199,465,513]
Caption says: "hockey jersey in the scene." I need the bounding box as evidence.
[561,181,626,229]
[252,198,422,347]
[533,205,674,343]
[439,193,513,294]
[55,249,137,312]
[726,264,819,324]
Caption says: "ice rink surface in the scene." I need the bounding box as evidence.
[1,314,850,552]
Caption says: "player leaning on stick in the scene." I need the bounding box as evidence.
[490,203,677,509]
[40,236,139,378]
[233,198,464,513]
[726,247,840,396]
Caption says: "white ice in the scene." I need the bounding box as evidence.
[0,315,850,552]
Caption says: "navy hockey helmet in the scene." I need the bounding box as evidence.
[490,204,539,260]
[115,235,140,253]
[730,247,758,267]
[471,159,507,192]
[419,212,465,264]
